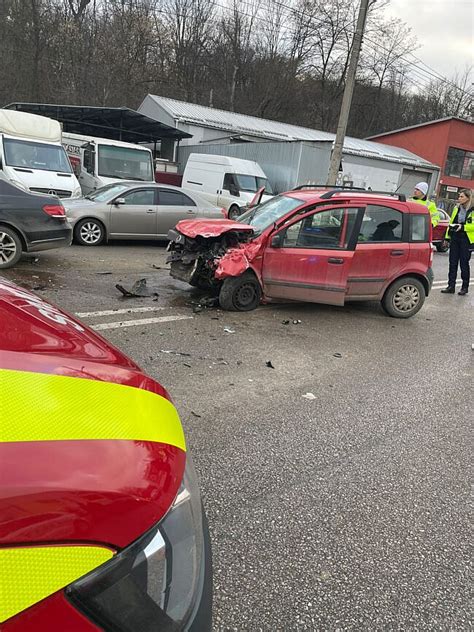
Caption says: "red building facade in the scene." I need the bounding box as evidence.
[368,117,474,201]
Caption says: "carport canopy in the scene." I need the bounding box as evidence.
[4,103,191,144]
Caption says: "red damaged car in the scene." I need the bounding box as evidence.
[0,278,212,631]
[167,187,434,318]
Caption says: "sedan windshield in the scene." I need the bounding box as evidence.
[98,145,153,181]
[237,195,303,234]
[3,138,72,174]
[86,182,131,202]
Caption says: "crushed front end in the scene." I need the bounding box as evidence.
[166,220,256,289]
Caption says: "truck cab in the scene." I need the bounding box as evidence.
[0,110,81,199]
[181,153,273,218]
[62,133,155,196]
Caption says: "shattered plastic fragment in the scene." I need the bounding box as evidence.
[116,278,152,298]
[302,392,316,400]
[223,327,235,334]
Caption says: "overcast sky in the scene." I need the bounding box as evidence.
[383,0,473,82]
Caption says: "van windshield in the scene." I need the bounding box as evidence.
[98,145,153,181]
[235,174,273,195]
[237,194,303,234]
[3,138,72,173]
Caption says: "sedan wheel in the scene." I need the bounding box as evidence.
[0,226,22,269]
[75,219,105,246]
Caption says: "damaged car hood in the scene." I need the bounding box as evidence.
[175,219,255,239]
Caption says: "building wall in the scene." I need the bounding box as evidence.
[177,141,438,195]
[371,119,474,194]
[177,142,330,193]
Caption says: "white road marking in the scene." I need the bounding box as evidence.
[91,315,192,331]
[432,280,473,287]
[77,306,166,318]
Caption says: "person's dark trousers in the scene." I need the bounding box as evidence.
[448,232,471,288]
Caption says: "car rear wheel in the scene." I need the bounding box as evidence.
[382,276,425,318]
[227,205,241,220]
[219,272,262,311]
[75,219,105,246]
[436,240,450,253]
[0,225,22,269]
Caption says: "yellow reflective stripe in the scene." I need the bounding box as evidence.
[0,368,186,452]
[0,545,113,622]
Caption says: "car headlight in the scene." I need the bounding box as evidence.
[66,455,205,631]
[71,185,82,198]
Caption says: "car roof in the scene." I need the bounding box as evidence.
[282,188,430,213]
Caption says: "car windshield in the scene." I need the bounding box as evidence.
[98,145,153,181]
[86,182,131,202]
[237,194,303,234]
[3,138,73,174]
[235,174,273,195]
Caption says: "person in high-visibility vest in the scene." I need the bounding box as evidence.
[441,188,473,296]
[410,182,440,227]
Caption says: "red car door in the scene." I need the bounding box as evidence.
[261,205,362,306]
[347,203,409,298]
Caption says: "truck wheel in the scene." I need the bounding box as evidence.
[219,272,262,311]
[0,225,22,269]
[436,240,450,253]
[382,276,425,318]
[75,218,105,246]
[228,205,241,220]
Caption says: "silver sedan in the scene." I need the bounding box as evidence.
[63,182,226,246]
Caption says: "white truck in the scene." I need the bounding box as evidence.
[62,133,155,195]
[181,154,273,218]
[0,109,81,199]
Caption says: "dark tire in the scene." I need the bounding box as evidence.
[74,218,105,246]
[227,205,241,220]
[436,240,450,253]
[382,276,425,318]
[219,272,262,311]
[0,224,22,269]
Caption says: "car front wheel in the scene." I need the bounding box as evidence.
[382,276,425,318]
[0,225,22,269]
[219,272,262,311]
[227,205,241,220]
[75,218,105,246]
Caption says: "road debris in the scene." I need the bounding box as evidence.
[160,349,191,356]
[191,411,202,418]
[223,327,235,334]
[96,271,112,275]
[116,278,152,298]
[266,361,275,369]
[333,352,342,358]
[302,392,316,400]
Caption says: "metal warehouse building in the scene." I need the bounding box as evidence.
[139,94,440,195]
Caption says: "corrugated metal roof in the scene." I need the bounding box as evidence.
[148,95,439,169]
[366,116,471,139]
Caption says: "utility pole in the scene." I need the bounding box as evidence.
[327,0,370,185]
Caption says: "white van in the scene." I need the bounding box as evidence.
[0,110,81,199]
[181,154,273,218]
[62,133,155,196]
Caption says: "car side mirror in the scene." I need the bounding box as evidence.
[271,233,283,248]
[114,198,126,205]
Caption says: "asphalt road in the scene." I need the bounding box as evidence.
[3,243,472,631]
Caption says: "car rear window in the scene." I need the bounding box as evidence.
[410,214,429,242]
